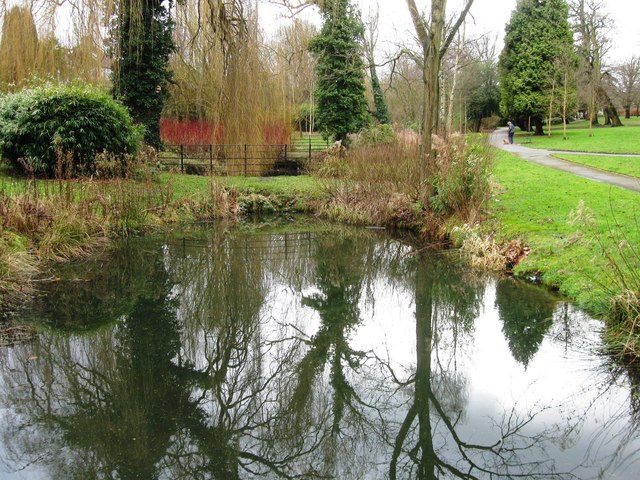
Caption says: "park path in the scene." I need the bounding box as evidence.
[490,127,640,193]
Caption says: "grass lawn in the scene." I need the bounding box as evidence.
[552,153,640,179]
[516,118,640,154]
[290,131,330,149]
[166,173,325,202]
[491,148,640,312]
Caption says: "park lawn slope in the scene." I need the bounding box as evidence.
[552,153,640,179]
[491,148,640,314]
[516,119,640,154]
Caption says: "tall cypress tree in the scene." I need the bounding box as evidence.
[499,0,574,135]
[111,0,175,148]
[370,64,390,125]
[309,0,369,146]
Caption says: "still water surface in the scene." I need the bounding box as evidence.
[0,222,638,479]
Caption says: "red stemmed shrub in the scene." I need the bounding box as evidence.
[262,121,291,145]
[160,118,224,144]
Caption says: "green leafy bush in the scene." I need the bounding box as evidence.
[0,82,143,175]
[358,124,395,145]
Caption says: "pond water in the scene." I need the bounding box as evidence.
[0,221,639,479]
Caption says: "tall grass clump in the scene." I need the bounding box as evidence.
[599,224,640,361]
[180,177,240,221]
[568,201,640,361]
[0,149,172,258]
[428,134,494,226]
[0,226,37,312]
[314,126,494,237]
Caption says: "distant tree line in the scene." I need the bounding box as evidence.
[0,0,638,149]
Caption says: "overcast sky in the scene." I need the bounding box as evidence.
[261,0,640,64]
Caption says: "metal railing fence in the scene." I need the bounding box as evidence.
[159,137,330,176]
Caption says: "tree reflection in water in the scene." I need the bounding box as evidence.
[495,278,556,368]
[387,252,582,479]
[0,224,638,479]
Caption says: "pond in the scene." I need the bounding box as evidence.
[0,220,638,479]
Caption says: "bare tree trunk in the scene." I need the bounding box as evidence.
[534,116,544,135]
[446,22,465,138]
[547,77,555,137]
[406,0,474,187]
[598,84,623,126]
[563,71,568,140]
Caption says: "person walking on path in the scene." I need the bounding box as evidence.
[489,127,640,193]
[507,121,515,144]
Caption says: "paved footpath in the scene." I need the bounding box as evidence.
[490,127,640,193]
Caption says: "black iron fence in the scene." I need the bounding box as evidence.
[159,137,330,176]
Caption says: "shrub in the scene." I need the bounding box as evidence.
[0,82,143,175]
[262,120,291,145]
[357,124,395,146]
[160,118,223,144]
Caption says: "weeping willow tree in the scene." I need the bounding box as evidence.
[1,0,174,147]
[0,6,39,91]
[0,1,110,92]
[269,19,318,134]
[65,0,112,87]
[1,0,293,150]
[165,0,291,146]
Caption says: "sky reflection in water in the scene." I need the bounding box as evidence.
[0,222,638,479]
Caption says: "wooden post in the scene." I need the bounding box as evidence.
[309,136,312,162]
[180,144,184,174]
[244,144,248,176]
[209,144,213,175]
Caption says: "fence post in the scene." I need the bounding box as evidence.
[308,136,312,162]
[209,144,213,175]
[284,144,288,164]
[180,144,184,174]
[244,144,248,176]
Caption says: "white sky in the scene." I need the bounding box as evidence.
[260,0,640,64]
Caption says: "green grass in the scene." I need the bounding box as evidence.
[290,131,330,148]
[166,173,325,201]
[552,153,640,178]
[491,148,640,311]
[516,118,640,154]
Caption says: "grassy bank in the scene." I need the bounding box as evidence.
[489,148,640,357]
[0,168,329,315]
[516,118,640,153]
[168,173,325,213]
[552,153,640,178]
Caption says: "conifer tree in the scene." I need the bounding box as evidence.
[499,0,574,135]
[309,0,369,145]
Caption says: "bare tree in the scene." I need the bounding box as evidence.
[405,0,474,185]
[613,56,640,119]
[362,5,391,124]
[570,0,623,130]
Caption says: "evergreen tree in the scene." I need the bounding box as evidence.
[370,65,390,125]
[111,0,175,148]
[309,0,369,145]
[467,60,501,132]
[499,0,574,135]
